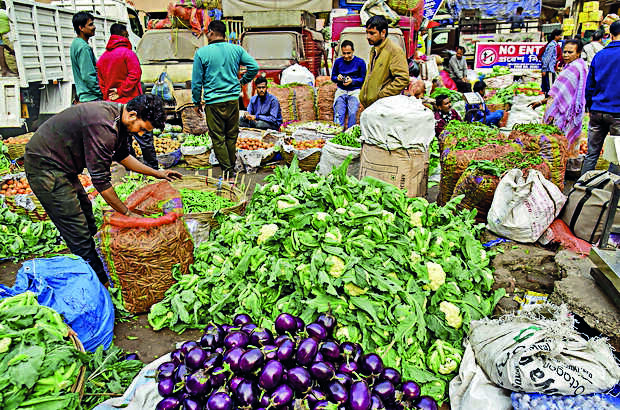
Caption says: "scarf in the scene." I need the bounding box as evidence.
[544,58,588,147]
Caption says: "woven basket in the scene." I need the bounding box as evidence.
[4,193,48,221]
[282,150,321,172]
[170,175,247,228]
[7,143,27,160]
[68,331,87,399]
[184,151,212,168]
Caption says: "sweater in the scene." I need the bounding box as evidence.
[586,41,620,114]
[247,93,283,129]
[97,35,142,103]
[70,37,102,102]
[192,40,259,105]
[359,38,409,108]
[331,56,367,91]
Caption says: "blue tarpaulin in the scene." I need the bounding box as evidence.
[447,0,541,20]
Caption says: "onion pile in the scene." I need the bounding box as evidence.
[156,313,437,410]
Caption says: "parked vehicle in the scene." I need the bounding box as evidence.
[334,27,406,62]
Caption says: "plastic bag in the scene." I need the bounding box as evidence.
[487,169,567,243]
[151,71,175,102]
[317,141,361,176]
[0,255,114,352]
[280,64,315,86]
[360,0,400,25]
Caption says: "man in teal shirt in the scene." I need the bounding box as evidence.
[70,11,102,102]
[192,20,258,179]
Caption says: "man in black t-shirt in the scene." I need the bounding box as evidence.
[25,95,182,284]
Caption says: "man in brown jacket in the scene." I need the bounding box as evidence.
[359,15,410,108]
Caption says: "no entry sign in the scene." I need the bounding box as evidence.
[475,42,546,70]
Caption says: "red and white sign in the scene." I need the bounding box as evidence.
[475,42,546,70]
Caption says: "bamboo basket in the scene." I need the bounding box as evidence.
[184,150,211,168]
[7,143,27,160]
[4,193,48,221]
[282,150,321,172]
[170,175,248,228]
[68,330,86,399]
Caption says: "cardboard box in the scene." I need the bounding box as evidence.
[583,22,599,31]
[359,144,429,198]
[583,1,599,12]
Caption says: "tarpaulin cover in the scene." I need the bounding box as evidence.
[222,0,332,16]
[446,0,541,19]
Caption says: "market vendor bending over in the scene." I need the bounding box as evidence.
[239,77,283,130]
[465,80,504,127]
[24,95,182,284]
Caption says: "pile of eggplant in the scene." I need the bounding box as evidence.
[156,313,437,410]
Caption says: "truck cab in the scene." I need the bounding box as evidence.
[334,27,406,62]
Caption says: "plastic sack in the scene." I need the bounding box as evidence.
[0,255,114,352]
[504,94,545,130]
[151,71,175,102]
[280,64,315,86]
[511,389,620,409]
[360,0,400,25]
[449,343,513,410]
[487,169,567,243]
[360,95,434,151]
[470,304,620,396]
[317,141,361,176]
[538,219,592,255]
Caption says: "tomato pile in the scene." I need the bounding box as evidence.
[236,138,274,150]
[5,136,30,145]
[1,177,32,196]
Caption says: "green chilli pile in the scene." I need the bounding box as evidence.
[148,159,505,403]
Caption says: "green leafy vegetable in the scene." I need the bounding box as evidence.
[331,125,361,148]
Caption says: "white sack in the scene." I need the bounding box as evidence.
[317,141,361,176]
[281,64,315,86]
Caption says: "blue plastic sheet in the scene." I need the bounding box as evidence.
[447,0,541,20]
[511,389,620,409]
[0,255,115,352]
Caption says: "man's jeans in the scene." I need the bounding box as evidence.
[239,117,277,130]
[333,88,361,129]
[581,111,620,175]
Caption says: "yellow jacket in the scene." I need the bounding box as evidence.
[359,38,410,108]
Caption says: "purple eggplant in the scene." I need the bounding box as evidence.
[340,342,356,360]
[181,398,200,410]
[313,400,330,410]
[296,338,319,366]
[158,378,175,397]
[402,381,421,401]
[259,360,284,390]
[270,384,294,408]
[203,353,223,371]
[223,347,245,372]
[123,353,140,361]
[316,313,336,335]
[306,323,327,341]
[360,354,383,376]
[338,361,358,374]
[288,366,312,393]
[314,352,324,362]
[233,313,253,326]
[170,350,183,366]
[277,339,296,363]
[380,368,401,385]
[353,344,364,364]
[334,372,352,388]
[275,313,297,334]
[204,323,224,338]
[294,316,305,332]
[228,375,245,393]
[185,369,210,396]
[157,362,176,381]
[306,388,327,406]
[414,396,438,410]
[185,347,208,370]
[373,381,396,404]
[206,392,233,410]
[174,364,190,384]
[350,381,372,410]
[327,381,349,404]
[263,344,278,361]
[175,392,191,402]
[209,366,228,389]
[156,397,180,410]
[310,361,335,381]
[275,335,292,346]
[235,380,256,407]
[241,323,258,334]
[239,348,264,373]
[214,347,225,354]
[259,393,270,407]
[250,327,274,346]
[180,341,198,356]
[221,324,234,333]
[370,395,385,409]
[223,331,249,349]
[199,333,219,350]
[320,341,341,362]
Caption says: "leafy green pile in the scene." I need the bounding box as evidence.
[81,345,144,410]
[443,120,506,150]
[0,292,87,410]
[513,123,562,136]
[0,204,63,260]
[466,151,544,177]
[148,158,504,403]
[483,66,511,78]
[428,138,440,188]
[515,82,542,95]
[430,87,463,103]
[487,84,518,105]
[0,142,11,174]
[182,133,212,148]
[331,125,361,148]
[180,188,237,213]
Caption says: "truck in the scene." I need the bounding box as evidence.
[1,0,143,134]
[239,10,328,108]
[334,27,407,63]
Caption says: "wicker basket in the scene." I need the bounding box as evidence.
[170,175,247,228]
[4,193,48,221]
[184,150,211,168]
[68,330,87,399]
[7,143,27,160]
[282,150,321,172]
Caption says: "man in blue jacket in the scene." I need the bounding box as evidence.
[240,77,282,130]
[582,21,620,175]
[332,40,366,129]
[192,20,259,179]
